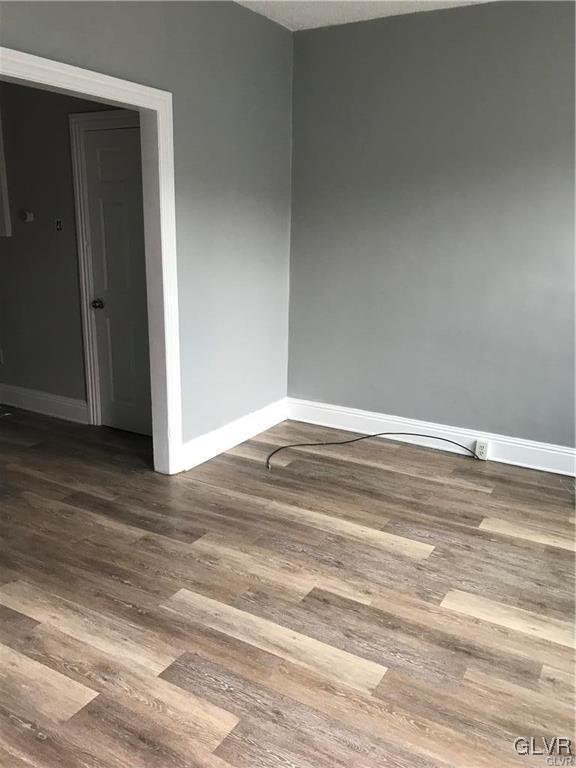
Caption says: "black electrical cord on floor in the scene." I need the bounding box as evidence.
[265,432,481,470]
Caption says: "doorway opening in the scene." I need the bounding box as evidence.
[0,47,182,473]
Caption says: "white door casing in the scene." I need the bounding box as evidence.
[0,46,182,473]
[0,107,11,237]
[70,110,152,436]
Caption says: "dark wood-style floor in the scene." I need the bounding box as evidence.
[0,406,574,768]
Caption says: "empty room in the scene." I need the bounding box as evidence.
[0,1,574,766]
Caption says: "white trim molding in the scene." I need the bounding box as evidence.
[0,383,89,424]
[0,108,12,237]
[286,398,576,477]
[180,399,289,472]
[0,46,182,474]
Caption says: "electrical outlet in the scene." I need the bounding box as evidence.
[475,439,490,461]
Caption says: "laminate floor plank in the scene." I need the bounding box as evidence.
[63,696,235,768]
[283,452,496,508]
[441,590,576,648]
[185,453,398,529]
[6,624,239,752]
[243,432,496,494]
[1,491,146,547]
[190,532,379,604]
[417,545,575,621]
[160,626,519,768]
[187,488,400,551]
[1,464,73,501]
[462,668,575,734]
[479,517,576,552]
[0,528,187,612]
[380,517,575,620]
[0,581,179,675]
[538,664,576,698]
[0,642,98,726]
[162,652,442,768]
[376,668,573,744]
[0,744,35,768]
[63,490,210,544]
[3,517,249,611]
[0,408,573,767]
[451,457,573,492]
[165,475,393,539]
[223,529,428,601]
[370,587,575,676]
[233,588,470,685]
[0,604,39,646]
[3,461,118,502]
[0,704,97,768]
[161,588,388,693]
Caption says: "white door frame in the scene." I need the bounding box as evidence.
[0,47,182,474]
[69,109,142,430]
[0,108,12,237]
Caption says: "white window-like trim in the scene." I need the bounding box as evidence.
[0,46,182,474]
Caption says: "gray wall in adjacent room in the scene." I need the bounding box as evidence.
[0,1,292,440]
[0,82,113,401]
[289,1,575,446]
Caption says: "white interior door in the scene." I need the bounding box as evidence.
[72,111,152,436]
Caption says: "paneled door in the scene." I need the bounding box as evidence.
[71,110,152,435]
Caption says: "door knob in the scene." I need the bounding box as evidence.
[91,298,105,309]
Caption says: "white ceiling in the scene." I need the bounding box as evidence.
[237,0,490,31]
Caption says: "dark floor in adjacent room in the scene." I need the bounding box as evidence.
[0,407,574,767]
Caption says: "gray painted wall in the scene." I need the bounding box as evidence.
[289,1,575,446]
[0,1,292,441]
[0,82,113,400]
[2,1,572,449]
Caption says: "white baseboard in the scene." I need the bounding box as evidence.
[179,398,289,472]
[286,398,576,477]
[3,382,568,477]
[0,382,89,424]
